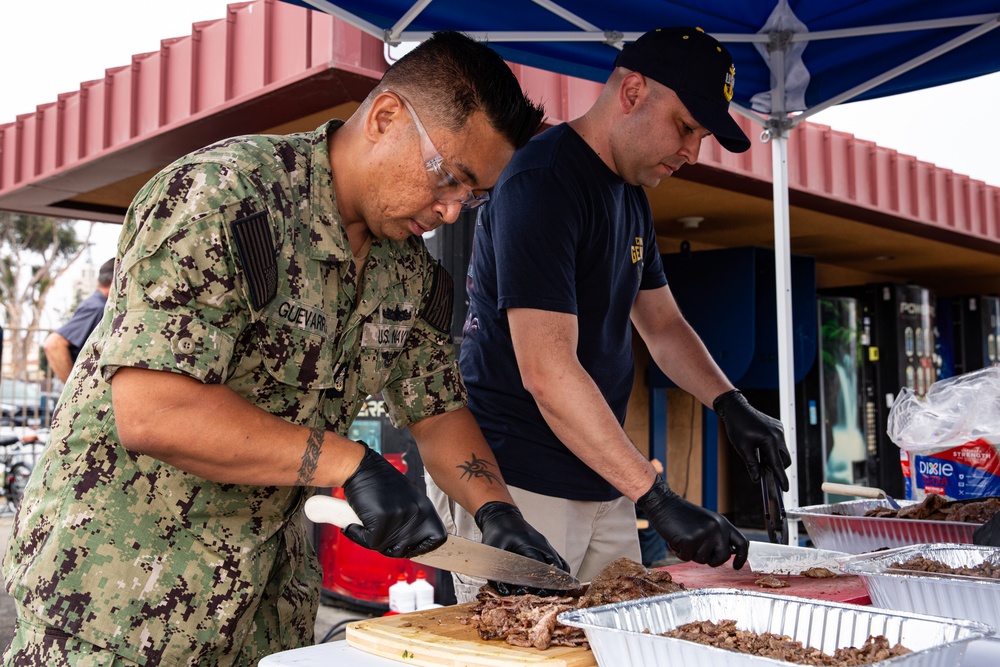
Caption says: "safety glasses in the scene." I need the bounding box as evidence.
[390,90,490,211]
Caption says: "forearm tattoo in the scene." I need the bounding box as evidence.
[296,428,324,485]
[457,453,501,485]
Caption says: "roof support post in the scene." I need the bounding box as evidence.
[764,113,799,542]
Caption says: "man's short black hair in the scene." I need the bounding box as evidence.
[378,31,544,149]
[98,258,115,287]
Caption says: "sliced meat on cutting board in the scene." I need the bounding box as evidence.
[346,560,870,667]
[347,602,598,667]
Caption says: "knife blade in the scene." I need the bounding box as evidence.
[304,495,581,590]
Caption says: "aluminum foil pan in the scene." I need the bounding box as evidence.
[557,588,992,667]
[747,542,849,575]
[787,499,981,553]
[839,544,1000,631]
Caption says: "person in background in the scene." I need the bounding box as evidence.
[430,27,791,602]
[3,31,565,665]
[42,258,115,383]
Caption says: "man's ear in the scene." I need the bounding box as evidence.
[618,71,645,115]
[364,91,404,143]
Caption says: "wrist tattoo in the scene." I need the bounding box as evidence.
[296,428,324,485]
[457,453,501,485]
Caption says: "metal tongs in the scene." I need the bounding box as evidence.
[760,459,788,544]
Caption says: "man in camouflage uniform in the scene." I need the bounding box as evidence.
[3,32,565,666]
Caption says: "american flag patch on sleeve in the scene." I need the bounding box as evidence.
[230,211,277,310]
[421,262,454,335]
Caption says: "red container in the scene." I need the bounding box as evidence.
[316,452,436,610]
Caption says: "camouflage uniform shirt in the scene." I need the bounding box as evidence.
[2,120,465,665]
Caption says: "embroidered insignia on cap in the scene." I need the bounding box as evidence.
[724,64,736,102]
[421,262,455,334]
[231,211,277,310]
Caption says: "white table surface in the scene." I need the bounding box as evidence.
[259,637,1000,667]
[259,642,387,666]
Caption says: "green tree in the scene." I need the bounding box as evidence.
[1,212,93,379]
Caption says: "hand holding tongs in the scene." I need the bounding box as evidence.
[760,453,788,544]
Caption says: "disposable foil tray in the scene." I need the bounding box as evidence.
[747,542,849,575]
[557,588,991,667]
[787,499,981,553]
[839,544,1000,631]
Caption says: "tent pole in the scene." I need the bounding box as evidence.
[768,118,800,544]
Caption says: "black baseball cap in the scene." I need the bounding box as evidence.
[614,27,751,153]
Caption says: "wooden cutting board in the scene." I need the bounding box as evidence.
[346,602,597,667]
[346,562,871,667]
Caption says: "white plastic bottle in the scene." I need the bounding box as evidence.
[410,570,435,610]
[388,573,415,613]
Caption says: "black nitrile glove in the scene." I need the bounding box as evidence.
[973,512,1000,547]
[475,501,571,596]
[637,476,749,569]
[341,444,447,559]
[714,389,792,492]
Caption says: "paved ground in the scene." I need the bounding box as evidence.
[0,513,372,655]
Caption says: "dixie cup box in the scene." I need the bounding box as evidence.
[901,437,1000,500]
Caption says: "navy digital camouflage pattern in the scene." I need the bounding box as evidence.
[2,120,465,666]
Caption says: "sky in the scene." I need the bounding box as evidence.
[1,0,236,326]
[2,0,999,322]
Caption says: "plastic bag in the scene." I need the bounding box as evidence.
[888,366,1000,453]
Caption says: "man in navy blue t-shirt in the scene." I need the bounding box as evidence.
[428,27,791,601]
[43,258,115,383]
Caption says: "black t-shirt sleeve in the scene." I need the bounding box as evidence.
[489,168,583,315]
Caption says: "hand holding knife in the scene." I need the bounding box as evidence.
[305,495,580,591]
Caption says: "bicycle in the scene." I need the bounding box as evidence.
[0,431,43,511]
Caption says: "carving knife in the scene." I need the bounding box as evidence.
[304,495,581,590]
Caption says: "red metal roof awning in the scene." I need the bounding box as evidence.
[0,0,997,296]
[0,0,390,221]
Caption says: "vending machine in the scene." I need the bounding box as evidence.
[948,295,1000,374]
[832,284,936,499]
[815,296,870,503]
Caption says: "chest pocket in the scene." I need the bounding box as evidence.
[257,297,336,389]
[357,303,415,395]
[229,210,337,389]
